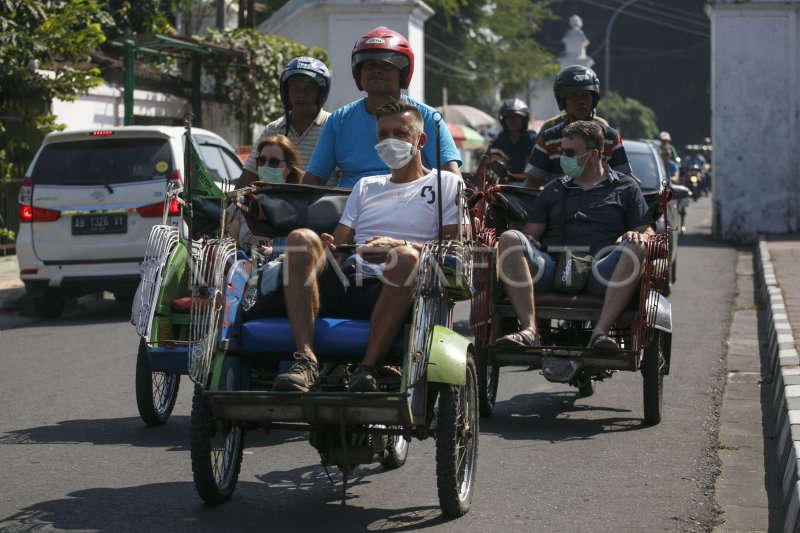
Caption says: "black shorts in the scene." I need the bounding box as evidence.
[244,261,383,320]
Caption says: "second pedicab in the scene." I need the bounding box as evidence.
[468,156,674,424]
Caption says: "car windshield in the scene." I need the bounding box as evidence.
[626,150,660,191]
[32,138,174,185]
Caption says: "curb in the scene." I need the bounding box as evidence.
[756,235,800,533]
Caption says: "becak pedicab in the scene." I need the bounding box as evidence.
[468,155,673,424]
[131,119,229,426]
[185,171,480,516]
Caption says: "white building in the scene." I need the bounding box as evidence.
[49,83,240,145]
[528,15,595,127]
[257,0,434,111]
[707,0,800,241]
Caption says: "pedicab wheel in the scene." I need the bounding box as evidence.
[642,331,667,425]
[578,379,595,397]
[435,352,478,517]
[26,285,66,319]
[476,341,499,416]
[135,338,180,426]
[381,431,410,470]
[190,385,245,504]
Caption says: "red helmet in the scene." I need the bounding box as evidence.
[351,26,414,90]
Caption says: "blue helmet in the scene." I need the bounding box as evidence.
[279,57,331,111]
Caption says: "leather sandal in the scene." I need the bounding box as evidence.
[589,333,619,352]
[496,330,542,347]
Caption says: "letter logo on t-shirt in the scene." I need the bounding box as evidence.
[421,185,435,204]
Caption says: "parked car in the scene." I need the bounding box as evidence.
[624,139,689,292]
[17,126,242,318]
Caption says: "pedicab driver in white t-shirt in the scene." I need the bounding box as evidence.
[272,99,462,393]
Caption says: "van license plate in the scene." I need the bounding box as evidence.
[72,214,128,235]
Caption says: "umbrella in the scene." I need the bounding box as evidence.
[436,105,498,130]
[447,123,486,150]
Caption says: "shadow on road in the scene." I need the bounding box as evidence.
[0,417,303,451]
[0,475,448,533]
[481,388,648,442]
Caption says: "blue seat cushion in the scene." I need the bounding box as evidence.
[239,317,404,359]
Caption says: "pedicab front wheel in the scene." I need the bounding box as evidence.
[190,385,245,504]
[642,330,667,425]
[435,352,479,517]
[135,338,180,426]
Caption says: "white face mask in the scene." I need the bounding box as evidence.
[258,166,285,183]
[374,137,418,169]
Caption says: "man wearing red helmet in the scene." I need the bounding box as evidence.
[237,57,332,187]
[302,26,461,188]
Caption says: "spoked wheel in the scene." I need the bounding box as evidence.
[642,331,667,425]
[435,352,478,517]
[135,338,180,426]
[476,341,499,416]
[381,430,410,470]
[190,385,245,504]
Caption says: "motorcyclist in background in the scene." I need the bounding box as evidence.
[523,65,632,188]
[683,146,707,169]
[683,145,710,196]
[487,98,537,175]
[658,131,680,166]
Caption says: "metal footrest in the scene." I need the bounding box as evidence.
[207,390,413,426]
[490,345,639,372]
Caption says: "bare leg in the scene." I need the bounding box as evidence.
[497,231,539,339]
[593,241,646,337]
[361,246,419,366]
[284,228,326,364]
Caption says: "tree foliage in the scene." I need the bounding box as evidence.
[103,0,183,40]
[604,91,659,140]
[0,0,113,238]
[424,0,557,112]
[203,28,327,125]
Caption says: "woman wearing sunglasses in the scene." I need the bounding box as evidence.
[226,135,302,254]
[255,135,302,184]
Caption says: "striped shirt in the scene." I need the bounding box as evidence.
[538,112,609,133]
[243,108,330,175]
[524,120,631,182]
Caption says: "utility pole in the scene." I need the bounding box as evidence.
[216,0,225,30]
[603,0,642,121]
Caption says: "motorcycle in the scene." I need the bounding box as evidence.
[684,165,706,201]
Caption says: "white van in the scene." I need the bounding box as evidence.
[17,126,241,318]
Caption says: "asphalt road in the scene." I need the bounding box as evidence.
[0,196,733,532]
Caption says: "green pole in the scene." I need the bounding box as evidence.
[191,53,202,127]
[123,40,135,125]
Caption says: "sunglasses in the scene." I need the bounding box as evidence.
[257,156,286,168]
[558,147,592,158]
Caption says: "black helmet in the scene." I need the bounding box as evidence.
[553,65,600,111]
[498,98,529,127]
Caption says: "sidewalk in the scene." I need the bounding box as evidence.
[0,254,23,300]
[0,255,27,329]
[754,233,800,532]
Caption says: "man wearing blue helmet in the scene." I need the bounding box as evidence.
[238,57,332,187]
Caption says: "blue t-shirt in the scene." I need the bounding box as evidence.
[305,95,462,188]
